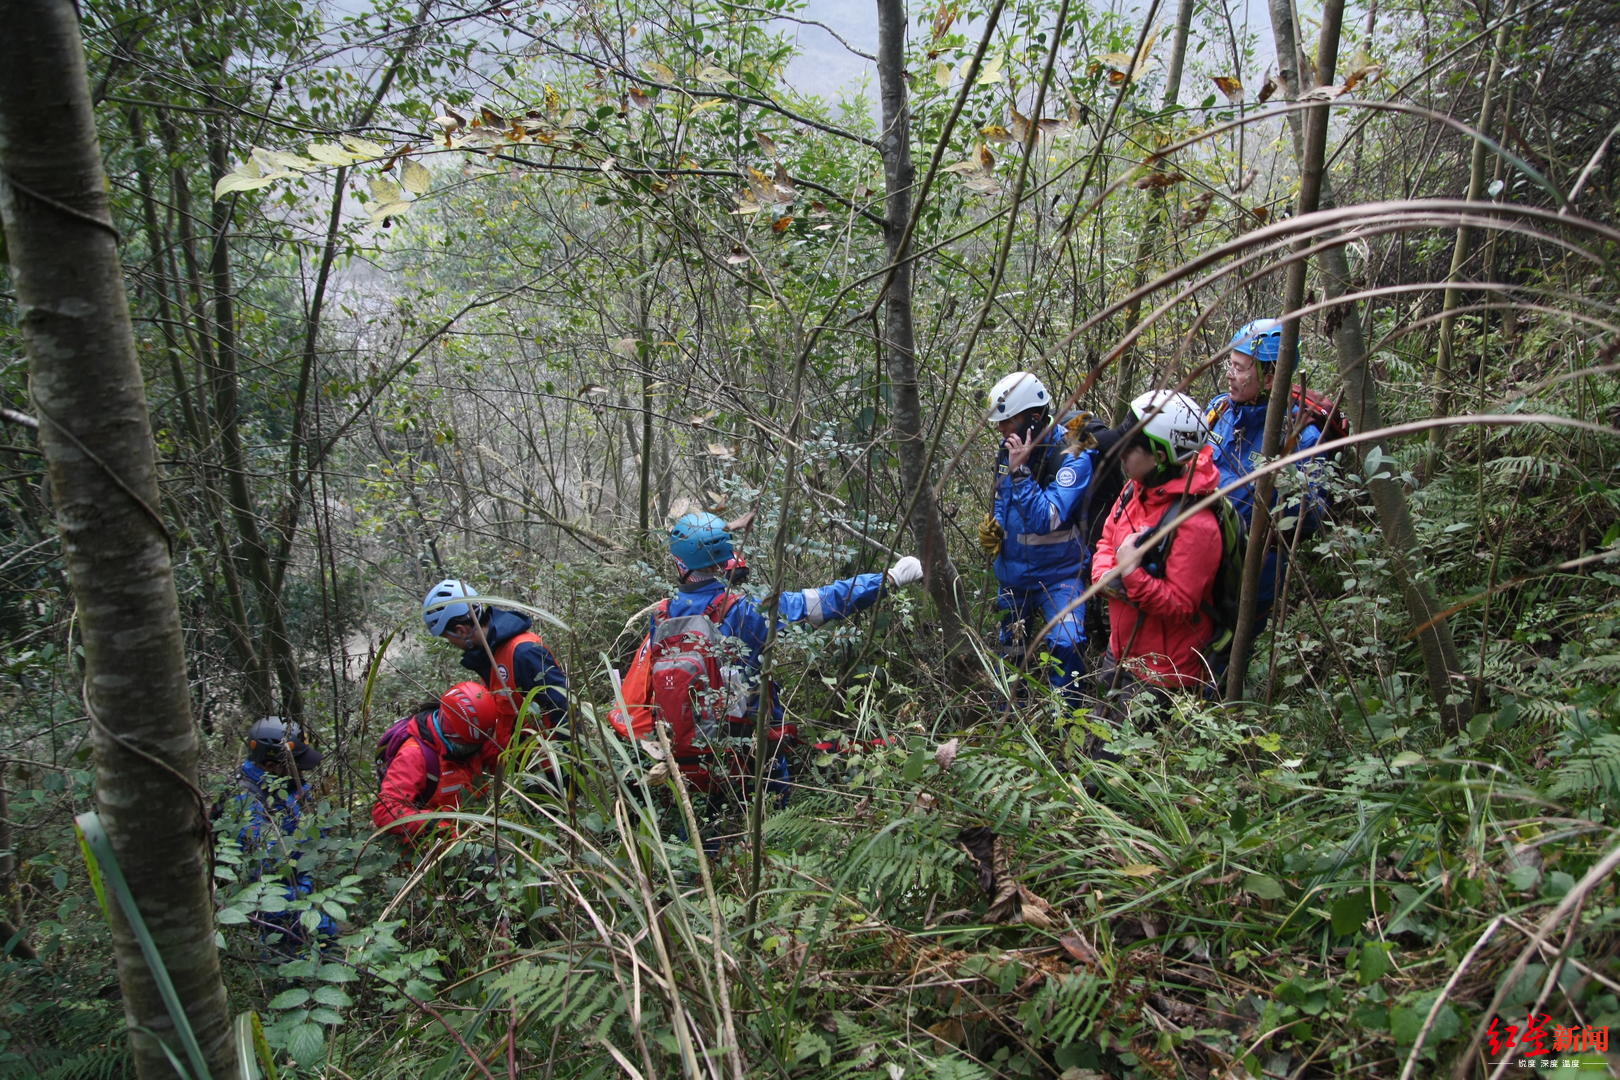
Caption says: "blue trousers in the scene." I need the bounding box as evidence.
[997,581,1086,702]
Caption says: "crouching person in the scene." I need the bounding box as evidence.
[222,716,338,957]
[372,681,504,845]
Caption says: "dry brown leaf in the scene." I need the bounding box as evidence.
[771,162,796,202]
[754,130,778,158]
[1134,171,1186,189]
[628,87,655,110]
[1233,166,1258,193]
[1178,190,1214,226]
[1258,75,1278,103]
[1060,932,1100,966]
[724,246,749,265]
[771,215,794,233]
[1251,205,1270,222]
[935,737,959,772]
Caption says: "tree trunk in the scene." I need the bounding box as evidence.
[0,3,237,1076]
[1427,1,1513,468]
[1114,0,1196,418]
[1225,0,1343,698]
[1265,0,1472,726]
[875,0,964,643]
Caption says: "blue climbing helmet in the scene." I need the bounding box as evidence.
[669,512,733,574]
[422,578,479,636]
[1230,318,1286,369]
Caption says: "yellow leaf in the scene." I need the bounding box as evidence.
[400,158,431,195]
[975,54,1004,85]
[341,135,387,158]
[213,171,279,199]
[1343,58,1384,92]
[981,124,1014,143]
[941,159,982,174]
[696,65,736,84]
[1213,75,1244,100]
[934,62,952,89]
[307,142,359,165]
[368,200,412,223]
[977,143,996,169]
[690,98,728,113]
[755,130,778,158]
[1118,863,1160,877]
[642,60,676,83]
[705,443,735,458]
[962,174,1003,195]
[368,178,404,203]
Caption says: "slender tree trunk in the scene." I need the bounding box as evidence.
[0,759,35,961]
[1115,0,1196,417]
[1427,1,1513,467]
[206,123,304,722]
[1263,0,1472,726]
[875,0,964,643]
[1226,0,1343,698]
[0,4,237,1075]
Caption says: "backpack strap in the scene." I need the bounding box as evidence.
[412,711,441,810]
[702,590,741,626]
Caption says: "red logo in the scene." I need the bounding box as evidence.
[1487,1013,1609,1060]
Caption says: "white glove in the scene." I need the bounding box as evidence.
[885,555,924,588]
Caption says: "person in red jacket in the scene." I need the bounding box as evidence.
[1090,390,1224,725]
[371,681,503,844]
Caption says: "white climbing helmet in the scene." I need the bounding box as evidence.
[985,372,1051,423]
[1129,390,1207,465]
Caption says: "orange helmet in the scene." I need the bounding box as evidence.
[430,681,501,757]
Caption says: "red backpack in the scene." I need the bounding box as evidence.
[610,592,743,765]
[1286,385,1351,452]
[375,710,440,808]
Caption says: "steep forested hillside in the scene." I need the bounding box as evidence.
[1,0,1617,1076]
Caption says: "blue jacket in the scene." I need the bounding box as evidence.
[231,762,337,938]
[660,571,888,719]
[1205,393,1326,528]
[992,424,1095,590]
[461,609,569,722]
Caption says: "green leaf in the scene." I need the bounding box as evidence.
[268,988,311,1010]
[1359,941,1392,984]
[1331,891,1368,936]
[318,963,358,983]
[1244,874,1286,900]
[286,1022,325,1065]
[312,985,352,1008]
[902,748,927,783]
[1506,864,1541,892]
[793,1031,831,1065]
[217,906,250,925]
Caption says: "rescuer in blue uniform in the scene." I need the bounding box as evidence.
[980,371,1097,704]
[1204,318,1329,626]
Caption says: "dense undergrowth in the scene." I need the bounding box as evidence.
[5,461,1619,1078]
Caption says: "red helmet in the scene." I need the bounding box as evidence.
[431,681,501,756]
